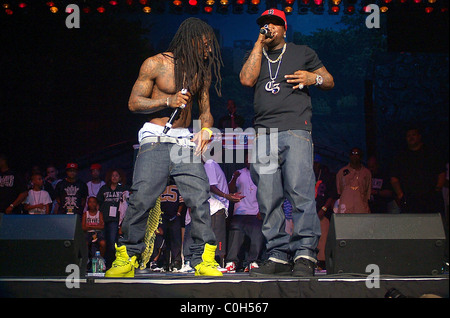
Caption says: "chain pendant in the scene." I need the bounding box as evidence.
[265,80,280,94]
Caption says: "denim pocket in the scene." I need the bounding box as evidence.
[287,129,312,142]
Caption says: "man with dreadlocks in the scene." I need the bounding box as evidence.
[105,18,223,277]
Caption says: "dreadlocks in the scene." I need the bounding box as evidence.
[167,17,222,97]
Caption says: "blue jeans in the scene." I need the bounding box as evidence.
[119,141,215,268]
[250,129,321,263]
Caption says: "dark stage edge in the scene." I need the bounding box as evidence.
[0,272,448,298]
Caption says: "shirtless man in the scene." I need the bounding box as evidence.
[105,18,223,277]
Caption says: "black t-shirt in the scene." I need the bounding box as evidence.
[160,185,184,221]
[0,169,27,213]
[390,144,446,196]
[97,183,130,223]
[55,179,88,216]
[249,42,323,131]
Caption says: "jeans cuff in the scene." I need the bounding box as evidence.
[268,256,290,265]
[293,255,317,263]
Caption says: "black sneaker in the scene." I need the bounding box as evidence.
[249,259,292,277]
[292,257,315,277]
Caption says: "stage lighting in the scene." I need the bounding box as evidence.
[143,6,151,13]
[343,0,356,14]
[18,2,26,8]
[171,0,184,14]
[232,0,244,13]
[204,0,214,13]
[328,0,341,14]
[188,0,200,13]
[311,0,325,14]
[218,0,229,13]
[283,0,295,14]
[298,0,310,14]
[247,0,260,13]
[50,6,58,13]
[97,6,106,13]
[109,0,118,5]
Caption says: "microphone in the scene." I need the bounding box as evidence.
[260,26,273,38]
[163,88,187,134]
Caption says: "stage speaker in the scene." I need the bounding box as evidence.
[325,213,446,276]
[0,214,87,277]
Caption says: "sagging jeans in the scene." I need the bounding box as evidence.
[250,129,321,264]
[119,140,216,268]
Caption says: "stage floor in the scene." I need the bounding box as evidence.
[0,271,448,299]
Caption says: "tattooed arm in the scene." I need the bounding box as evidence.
[128,56,190,114]
[239,34,267,87]
[193,77,214,155]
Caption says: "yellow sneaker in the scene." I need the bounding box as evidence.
[194,244,223,277]
[105,244,138,278]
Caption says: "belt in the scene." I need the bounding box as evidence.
[140,136,196,148]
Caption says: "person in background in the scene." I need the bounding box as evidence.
[390,126,446,215]
[55,162,88,219]
[0,153,28,214]
[336,147,372,214]
[23,172,52,215]
[82,196,106,259]
[367,155,394,214]
[218,99,245,130]
[85,163,105,211]
[226,154,263,273]
[203,157,244,270]
[97,169,130,269]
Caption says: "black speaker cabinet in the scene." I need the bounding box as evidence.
[325,213,446,276]
[0,214,87,277]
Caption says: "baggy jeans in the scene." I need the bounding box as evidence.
[250,129,321,263]
[119,141,216,268]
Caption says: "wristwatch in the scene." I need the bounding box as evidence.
[315,74,323,86]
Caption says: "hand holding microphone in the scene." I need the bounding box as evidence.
[260,24,273,38]
[163,88,190,134]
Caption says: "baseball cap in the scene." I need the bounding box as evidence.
[257,8,287,30]
[66,162,78,170]
[90,163,102,171]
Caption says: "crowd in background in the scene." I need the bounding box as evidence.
[1,126,448,273]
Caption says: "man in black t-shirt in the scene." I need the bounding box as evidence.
[391,127,446,215]
[55,163,88,219]
[240,9,334,277]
